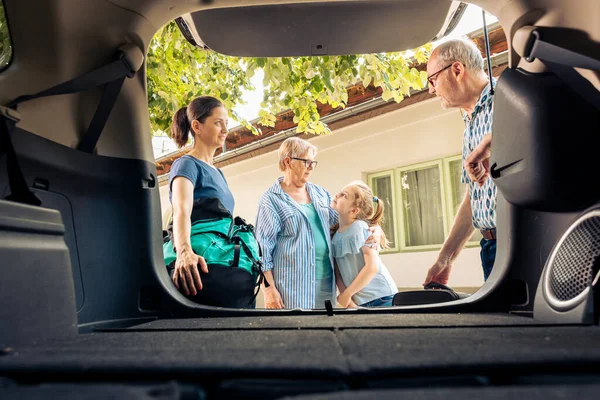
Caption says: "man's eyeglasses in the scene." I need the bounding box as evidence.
[291,157,318,169]
[427,64,452,87]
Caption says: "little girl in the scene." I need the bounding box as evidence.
[330,180,398,308]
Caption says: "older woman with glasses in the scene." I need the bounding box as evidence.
[255,137,379,309]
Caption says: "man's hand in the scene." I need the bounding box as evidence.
[423,258,452,286]
[264,286,285,309]
[465,133,492,187]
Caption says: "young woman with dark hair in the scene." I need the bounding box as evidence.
[164,96,257,308]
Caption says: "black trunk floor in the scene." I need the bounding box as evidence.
[118,313,539,331]
[1,322,599,380]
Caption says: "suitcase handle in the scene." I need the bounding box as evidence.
[424,282,454,291]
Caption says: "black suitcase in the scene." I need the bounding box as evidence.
[392,282,470,306]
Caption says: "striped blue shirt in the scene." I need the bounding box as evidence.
[255,178,339,309]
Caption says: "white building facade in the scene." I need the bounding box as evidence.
[159,97,486,299]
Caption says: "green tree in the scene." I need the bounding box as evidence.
[147,21,431,137]
[0,1,12,69]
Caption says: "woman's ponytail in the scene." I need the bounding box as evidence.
[171,106,191,148]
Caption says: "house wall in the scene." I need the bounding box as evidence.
[158,98,485,306]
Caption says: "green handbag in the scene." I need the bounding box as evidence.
[163,216,263,277]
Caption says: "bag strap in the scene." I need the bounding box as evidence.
[236,237,270,307]
[0,44,143,205]
[524,29,600,110]
[234,216,263,257]
[232,237,241,269]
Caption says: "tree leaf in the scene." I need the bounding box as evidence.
[146,21,431,137]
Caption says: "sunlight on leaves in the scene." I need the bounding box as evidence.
[147,22,432,137]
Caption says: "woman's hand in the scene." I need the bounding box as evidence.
[172,247,209,296]
[365,225,383,252]
[264,286,285,309]
[171,177,205,296]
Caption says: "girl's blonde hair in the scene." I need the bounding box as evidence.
[334,180,390,249]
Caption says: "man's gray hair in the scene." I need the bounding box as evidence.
[434,39,484,71]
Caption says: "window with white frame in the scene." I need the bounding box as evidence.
[367,155,483,253]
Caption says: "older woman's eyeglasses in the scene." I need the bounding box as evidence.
[291,157,318,169]
[427,64,452,87]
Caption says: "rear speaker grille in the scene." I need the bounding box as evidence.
[548,215,600,302]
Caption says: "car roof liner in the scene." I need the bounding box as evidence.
[180,0,466,57]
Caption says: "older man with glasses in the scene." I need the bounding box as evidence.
[423,38,498,286]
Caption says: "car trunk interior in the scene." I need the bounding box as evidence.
[0,0,599,398]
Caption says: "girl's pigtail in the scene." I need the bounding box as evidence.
[369,197,390,249]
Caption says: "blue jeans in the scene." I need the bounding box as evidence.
[360,294,395,307]
[480,238,497,281]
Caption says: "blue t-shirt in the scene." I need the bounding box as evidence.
[332,220,397,306]
[300,203,333,280]
[168,155,235,215]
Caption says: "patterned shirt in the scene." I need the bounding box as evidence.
[255,178,338,309]
[461,79,497,230]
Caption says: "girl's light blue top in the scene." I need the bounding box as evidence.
[332,220,397,306]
